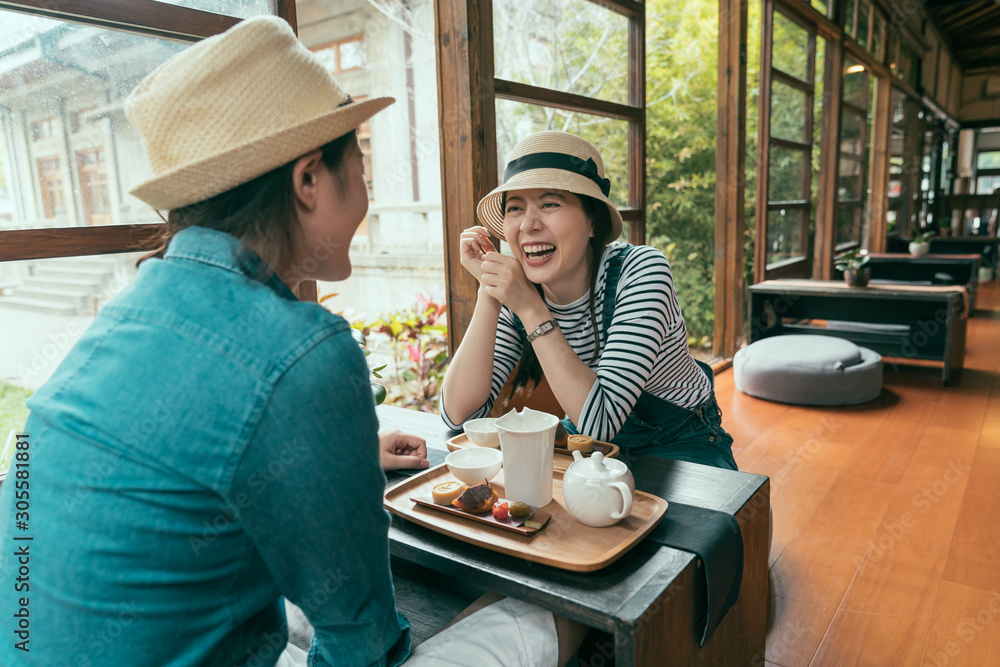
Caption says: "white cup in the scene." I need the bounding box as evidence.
[495,407,558,507]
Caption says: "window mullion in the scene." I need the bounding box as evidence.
[0,0,239,41]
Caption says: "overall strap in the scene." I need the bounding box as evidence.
[600,244,635,352]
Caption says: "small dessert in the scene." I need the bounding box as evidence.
[491,502,509,521]
[508,501,532,520]
[567,434,594,453]
[452,479,499,513]
[554,422,568,449]
[432,480,466,505]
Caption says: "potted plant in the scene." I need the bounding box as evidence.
[834,248,871,287]
[909,230,936,257]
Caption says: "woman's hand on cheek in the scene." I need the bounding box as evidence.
[459,227,497,283]
[480,252,544,316]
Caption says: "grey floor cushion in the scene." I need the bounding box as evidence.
[733,335,882,406]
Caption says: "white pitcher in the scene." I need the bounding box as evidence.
[495,407,558,507]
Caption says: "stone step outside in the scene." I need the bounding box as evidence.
[0,295,84,315]
[19,281,95,296]
[32,266,111,280]
[10,288,91,306]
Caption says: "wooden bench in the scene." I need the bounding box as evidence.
[749,279,967,385]
[832,253,981,311]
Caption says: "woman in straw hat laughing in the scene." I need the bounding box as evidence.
[441,131,737,472]
[0,16,584,667]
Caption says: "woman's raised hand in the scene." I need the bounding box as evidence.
[459,226,497,283]
[480,251,544,318]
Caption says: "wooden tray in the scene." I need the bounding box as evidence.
[446,433,620,472]
[384,463,668,572]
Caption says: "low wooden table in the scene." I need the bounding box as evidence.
[749,279,967,384]
[378,405,770,667]
[887,236,998,278]
[840,253,981,311]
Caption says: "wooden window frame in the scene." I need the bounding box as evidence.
[755,2,819,282]
[435,0,645,353]
[834,60,871,253]
[0,0,302,279]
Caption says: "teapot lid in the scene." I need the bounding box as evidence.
[569,451,629,480]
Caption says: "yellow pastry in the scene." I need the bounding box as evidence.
[566,434,594,453]
[431,480,465,505]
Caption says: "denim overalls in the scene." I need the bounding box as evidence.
[520,245,738,471]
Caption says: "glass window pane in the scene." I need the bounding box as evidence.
[771,10,810,82]
[857,1,870,48]
[838,157,863,200]
[844,0,856,38]
[840,108,866,157]
[152,0,275,19]
[493,0,628,104]
[339,38,366,71]
[0,11,186,231]
[496,99,629,210]
[770,79,808,143]
[977,176,996,194]
[976,151,1000,170]
[871,13,883,61]
[843,59,868,107]
[0,253,143,435]
[300,1,448,333]
[766,208,806,266]
[768,147,808,202]
[645,3,718,357]
[837,205,863,245]
[813,0,829,18]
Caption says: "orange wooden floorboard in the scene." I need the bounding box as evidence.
[921,580,1000,666]
[714,280,1000,667]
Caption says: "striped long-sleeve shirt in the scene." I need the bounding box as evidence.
[442,242,712,441]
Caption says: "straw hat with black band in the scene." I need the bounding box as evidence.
[125,16,394,212]
[476,131,624,242]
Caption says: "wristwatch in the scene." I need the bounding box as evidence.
[526,319,559,343]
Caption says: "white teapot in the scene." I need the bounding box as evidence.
[561,450,635,527]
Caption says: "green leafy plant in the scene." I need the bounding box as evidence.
[833,248,871,272]
[913,229,937,244]
[322,295,450,414]
[350,328,388,406]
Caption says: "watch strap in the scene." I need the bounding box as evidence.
[526,319,559,342]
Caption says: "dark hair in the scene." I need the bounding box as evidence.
[503,192,616,410]
[138,130,359,277]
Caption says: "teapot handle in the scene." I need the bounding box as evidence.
[609,481,633,520]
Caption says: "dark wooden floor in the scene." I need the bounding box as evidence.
[716,279,1000,666]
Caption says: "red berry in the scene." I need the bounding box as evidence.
[492,502,509,520]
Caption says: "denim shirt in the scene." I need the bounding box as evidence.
[0,227,409,666]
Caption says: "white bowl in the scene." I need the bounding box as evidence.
[445,447,503,486]
[463,418,500,447]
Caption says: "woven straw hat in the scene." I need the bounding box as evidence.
[476,131,623,241]
[126,16,394,211]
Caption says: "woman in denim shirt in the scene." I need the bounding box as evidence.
[0,17,582,667]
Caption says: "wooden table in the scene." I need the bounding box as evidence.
[378,405,770,667]
[749,279,967,384]
[837,253,981,311]
[887,236,998,278]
